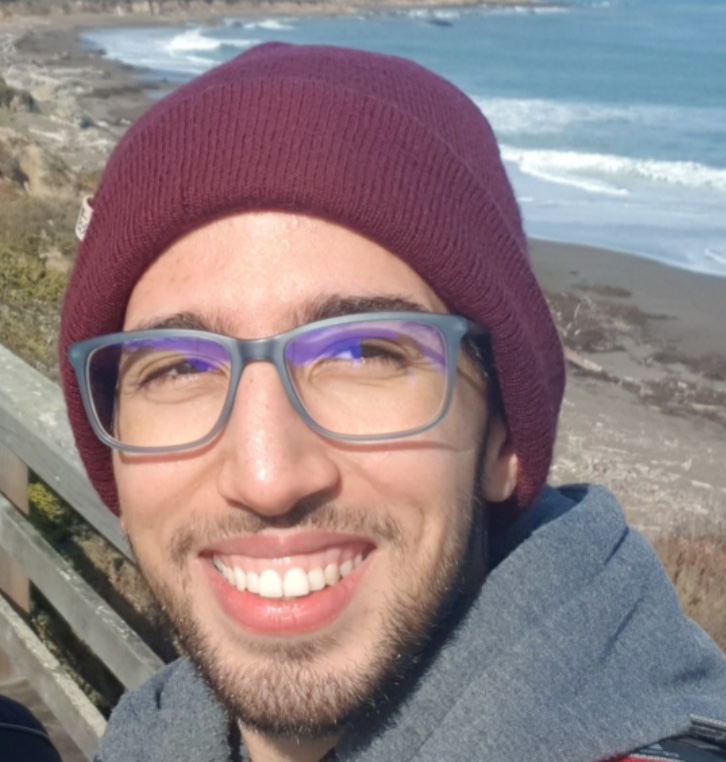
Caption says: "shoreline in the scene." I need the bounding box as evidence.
[0,2,538,172]
[1,11,725,534]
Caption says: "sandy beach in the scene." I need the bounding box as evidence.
[529,238,726,533]
[0,11,725,758]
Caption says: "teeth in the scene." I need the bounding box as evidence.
[213,553,365,600]
[246,571,260,594]
[283,568,310,598]
[324,562,341,587]
[308,567,326,592]
[259,569,283,599]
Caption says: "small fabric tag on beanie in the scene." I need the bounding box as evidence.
[75,195,94,242]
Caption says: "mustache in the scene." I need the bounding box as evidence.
[168,500,403,566]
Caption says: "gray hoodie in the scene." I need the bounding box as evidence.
[95,485,726,762]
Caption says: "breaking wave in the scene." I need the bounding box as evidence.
[501,146,726,196]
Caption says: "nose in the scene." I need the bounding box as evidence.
[215,361,341,518]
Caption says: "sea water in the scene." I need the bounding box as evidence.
[82,0,726,278]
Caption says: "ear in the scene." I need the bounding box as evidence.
[481,417,518,503]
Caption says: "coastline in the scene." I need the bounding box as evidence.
[1,11,725,535]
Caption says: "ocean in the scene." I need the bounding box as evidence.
[81,0,726,279]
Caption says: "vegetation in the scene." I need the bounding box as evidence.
[0,196,77,378]
[655,524,726,653]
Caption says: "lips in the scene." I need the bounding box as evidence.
[201,533,375,635]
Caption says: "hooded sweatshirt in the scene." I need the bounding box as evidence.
[95,485,726,762]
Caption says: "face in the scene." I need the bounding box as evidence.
[114,212,515,744]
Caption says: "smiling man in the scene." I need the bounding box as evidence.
[59,43,726,762]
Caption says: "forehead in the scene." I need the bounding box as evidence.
[123,211,449,334]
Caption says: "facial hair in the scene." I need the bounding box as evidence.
[130,492,484,742]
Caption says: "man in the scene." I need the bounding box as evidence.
[59,43,726,762]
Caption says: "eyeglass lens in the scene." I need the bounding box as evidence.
[86,319,450,449]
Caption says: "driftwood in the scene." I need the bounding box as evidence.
[563,346,604,375]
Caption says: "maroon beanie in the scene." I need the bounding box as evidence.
[60,42,565,514]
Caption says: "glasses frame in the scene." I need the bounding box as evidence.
[68,311,487,454]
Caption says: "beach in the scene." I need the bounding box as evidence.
[529,238,726,534]
[0,10,725,757]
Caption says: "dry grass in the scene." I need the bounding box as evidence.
[0,195,77,378]
[654,522,726,653]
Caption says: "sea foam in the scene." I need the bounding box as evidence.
[501,147,726,195]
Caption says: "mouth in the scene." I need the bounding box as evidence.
[201,534,376,636]
[211,546,367,600]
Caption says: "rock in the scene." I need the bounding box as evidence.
[77,114,95,129]
[0,77,36,113]
[0,127,76,198]
[41,245,73,276]
[18,143,74,197]
[0,134,29,188]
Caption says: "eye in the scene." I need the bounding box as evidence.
[322,338,405,363]
[146,357,216,381]
[119,351,225,394]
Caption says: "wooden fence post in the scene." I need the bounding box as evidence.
[0,442,30,679]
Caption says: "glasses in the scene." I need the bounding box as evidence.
[68,311,487,454]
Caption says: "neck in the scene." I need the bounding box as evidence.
[241,725,337,762]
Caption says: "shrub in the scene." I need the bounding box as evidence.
[655,525,726,653]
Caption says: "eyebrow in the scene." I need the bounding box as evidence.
[130,294,432,335]
[131,311,215,332]
[302,294,429,323]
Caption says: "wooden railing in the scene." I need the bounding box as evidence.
[0,342,164,760]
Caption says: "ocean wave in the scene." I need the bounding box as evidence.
[485,4,571,15]
[241,19,296,31]
[502,146,726,194]
[164,28,222,53]
[403,8,461,19]
[704,248,726,268]
[474,96,726,138]
[164,28,260,55]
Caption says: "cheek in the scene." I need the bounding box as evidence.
[113,454,207,548]
[343,437,482,554]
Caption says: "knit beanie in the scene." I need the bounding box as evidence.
[59,42,565,514]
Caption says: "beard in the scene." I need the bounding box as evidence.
[131,494,483,742]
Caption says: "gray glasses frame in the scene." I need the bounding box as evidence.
[68,311,487,454]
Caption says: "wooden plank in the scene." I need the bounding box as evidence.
[0,442,29,510]
[0,496,164,691]
[0,343,130,559]
[0,592,106,761]
[0,443,30,615]
[0,650,16,681]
